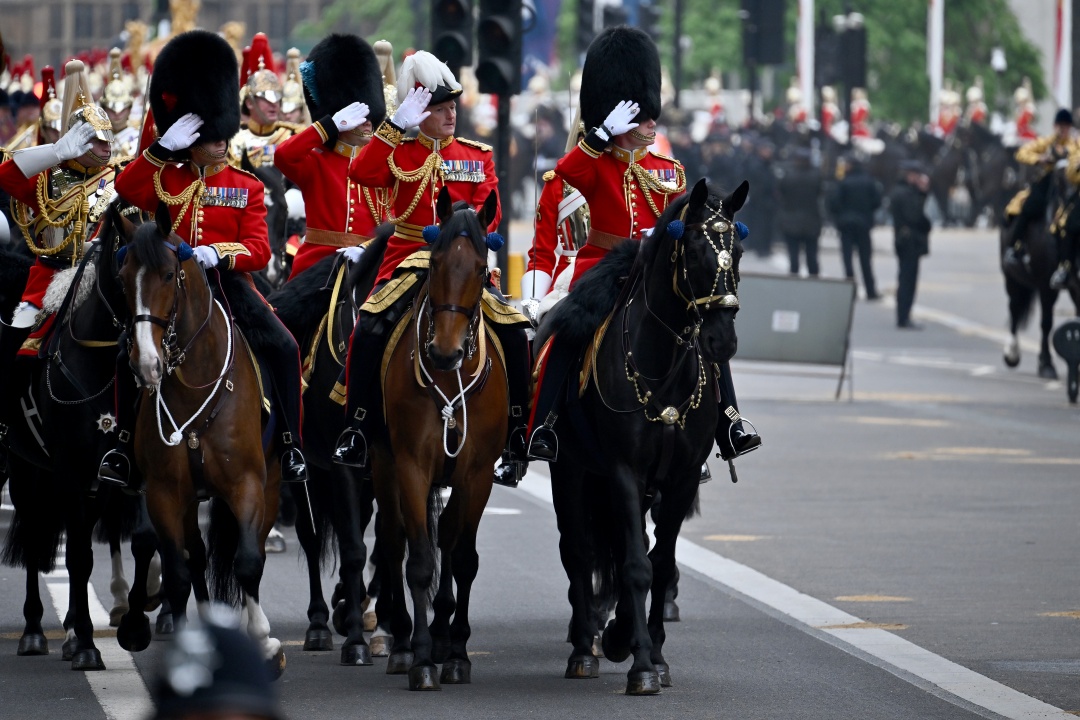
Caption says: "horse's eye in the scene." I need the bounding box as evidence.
[164,272,174,282]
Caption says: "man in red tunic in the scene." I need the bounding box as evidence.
[275,34,390,279]
[332,50,532,486]
[525,26,761,467]
[98,30,308,490]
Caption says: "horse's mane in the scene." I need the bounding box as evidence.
[126,222,176,272]
[432,200,487,257]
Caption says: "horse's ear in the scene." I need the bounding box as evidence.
[436,186,454,224]
[240,149,256,175]
[687,178,709,214]
[726,180,750,214]
[477,190,498,229]
[155,201,172,238]
[114,204,138,245]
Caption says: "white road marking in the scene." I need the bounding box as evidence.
[44,554,154,720]
[515,470,1072,719]
[483,506,522,515]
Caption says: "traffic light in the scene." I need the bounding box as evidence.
[476,0,522,95]
[741,0,785,66]
[602,5,628,28]
[576,0,596,57]
[432,0,473,74]
[639,3,662,42]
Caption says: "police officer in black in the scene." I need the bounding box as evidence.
[776,148,823,276]
[829,155,882,299]
[890,161,931,329]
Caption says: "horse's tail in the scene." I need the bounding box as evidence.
[685,487,702,521]
[94,492,140,544]
[1010,278,1036,329]
[426,483,443,606]
[206,498,242,606]
[1,489,63,573]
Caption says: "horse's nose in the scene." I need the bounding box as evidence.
[426,343,464,371]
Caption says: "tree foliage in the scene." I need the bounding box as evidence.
[292,0,418,55]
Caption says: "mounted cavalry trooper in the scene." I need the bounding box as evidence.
[1003,108,1079,272]
[331,50,534,487]
[280,48,308,125]
[97,29,308,490]
[102,47,141,161]
[228,33,304,171]
[274,33,390,279]
[0,59,118,471]
[524,25,761,470]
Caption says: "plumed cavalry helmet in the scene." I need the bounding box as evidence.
[102,47,135,114]
[300,34,387,127]
[241,32,283,105]
[150,30,240,143]
[578,25,662,132]
[280,47,305,115]
[61,59,113,142]
[396,50,462,107]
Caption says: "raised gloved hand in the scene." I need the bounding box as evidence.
[12,121,96,177]
[55,121,97,161]
[337,245,366,263]
[597,100,640,140]
[332,102,370,132]
[390,87,432,130]
[160,113,204,152]
[193,245,219,269]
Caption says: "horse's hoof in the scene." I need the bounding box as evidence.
[387,650,414,675]
[340,643,372,666]
[431,637,450,664]
[408,664,441,691]
[71,648,106,671]
[663,600,680,622]
[1003,352,1020,368]
[109,605,128,628]
[304,627,333,652]
[625,669,661,695]
[564,654,600,679]
[363,608,377,632]
[144,593,163,613]
[1039,362,1059,380]
[267,647,286,680]
[61,637,76,661]
[332,601,347,637]
[117,613,152,652]
[155,613,175,636]
[655,662,672,687]
[369,635,390,657]
[16,632,48,656]
[592,635,604,658]
[264,532,286,554]
[440,658,471,684]
[601,622,631,663]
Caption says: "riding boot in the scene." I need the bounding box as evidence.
[492,324,531,487]
[332,324,384,468]
[97,343,141,494]
[0,322,33,474]
[714,361,761,461]
[525,336,577,461]
[265,335,308,483]
[1051,261,1072,291]
[1004,214,1031,267]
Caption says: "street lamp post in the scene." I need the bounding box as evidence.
[833,9,865,146]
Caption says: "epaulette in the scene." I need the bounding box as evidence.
[457,137,493,152]
[542,170,556,183]
[648,150,681,165]
[273,121,306,135]
[231,166,263,184]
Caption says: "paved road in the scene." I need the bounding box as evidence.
[1,226,1078,719]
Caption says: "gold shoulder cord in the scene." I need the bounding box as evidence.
[362,186,393,223]
[385,152,445,225]
[153,166,204,233]
[13,174,89,257]
[626,161,686,219]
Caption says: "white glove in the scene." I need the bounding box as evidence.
[520,270,552,303]
[337,245,366,263]
[160,113,204,152]
[332,102,370,132]
[55,121,97,161]
[597,100,640,140]
[12,122,96,177]
[193,245,219,268]
[390,87,432,130]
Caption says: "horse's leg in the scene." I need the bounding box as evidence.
[429,504,458,666]
[361,479,381,634]
[402,475,440,691]
[106,525,130,628]
[65,510,105,670]
[184,511,210,612]
[148,492,194,630]
[293,471,333,653]
[1038,286,1059,379]
[328,463,372,665]
[551,463,600,679]
[18,560,48,656]
[373,452,413,675]
[441,477,492,685]
[116,498,156,652]
[1003,276,1025,368]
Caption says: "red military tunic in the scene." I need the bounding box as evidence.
[275,119,385,278]
[525,170,585,287]
[349,121,501,285]
[116,144,271,273]
[1016,107,1038,141]
[554,137,685,288]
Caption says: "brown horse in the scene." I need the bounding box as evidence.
[115,208,284,673]
[374,188,506,690]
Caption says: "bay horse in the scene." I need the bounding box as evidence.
[374,188,507,690]
[1,203,160,668]
[114,206,284,674]
[538,178,747,695]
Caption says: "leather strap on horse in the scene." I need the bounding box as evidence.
[184,361,239,502]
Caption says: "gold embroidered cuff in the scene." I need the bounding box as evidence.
[375,121,404,147]
[314,121,330,143]
[143,147,168,167]
[211,242,251,271]
[579,137,604,159]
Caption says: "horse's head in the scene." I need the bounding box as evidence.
[423,187,499,372]
[116,202,197,388]
[647,178,749,363]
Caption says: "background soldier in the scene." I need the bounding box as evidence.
[229,32,303,170]
[891,161,932,329]
[102,47,140,160]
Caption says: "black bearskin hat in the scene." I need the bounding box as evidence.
[150,30,240,143]
[579,26,662,133]
[301,34,387,128]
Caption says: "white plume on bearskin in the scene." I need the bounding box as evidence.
[396,51,461,104]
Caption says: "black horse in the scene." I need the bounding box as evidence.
[267,228,390,664]
[1,204,160,667]
[538,178,747,695]
[242,154,291,291]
